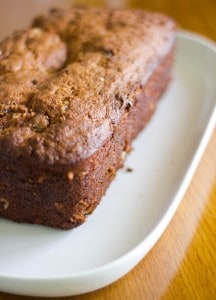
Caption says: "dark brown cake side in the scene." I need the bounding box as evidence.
[0,7,176,229]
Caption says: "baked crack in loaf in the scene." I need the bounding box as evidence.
[0,7,176,229]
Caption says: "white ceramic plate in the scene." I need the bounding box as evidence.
[0,31,215,297]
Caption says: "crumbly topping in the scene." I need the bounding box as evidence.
[0,7,176,164]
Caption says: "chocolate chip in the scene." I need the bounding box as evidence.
[31,79,38,85]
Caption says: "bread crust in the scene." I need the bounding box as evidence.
[0,7,176,229]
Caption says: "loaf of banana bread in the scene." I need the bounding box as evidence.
[0,7,176,229]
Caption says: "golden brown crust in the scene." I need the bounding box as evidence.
[0,7,176,164]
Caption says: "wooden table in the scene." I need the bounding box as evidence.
[0,0,215,299]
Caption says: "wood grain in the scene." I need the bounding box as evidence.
[0,0,216,299]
